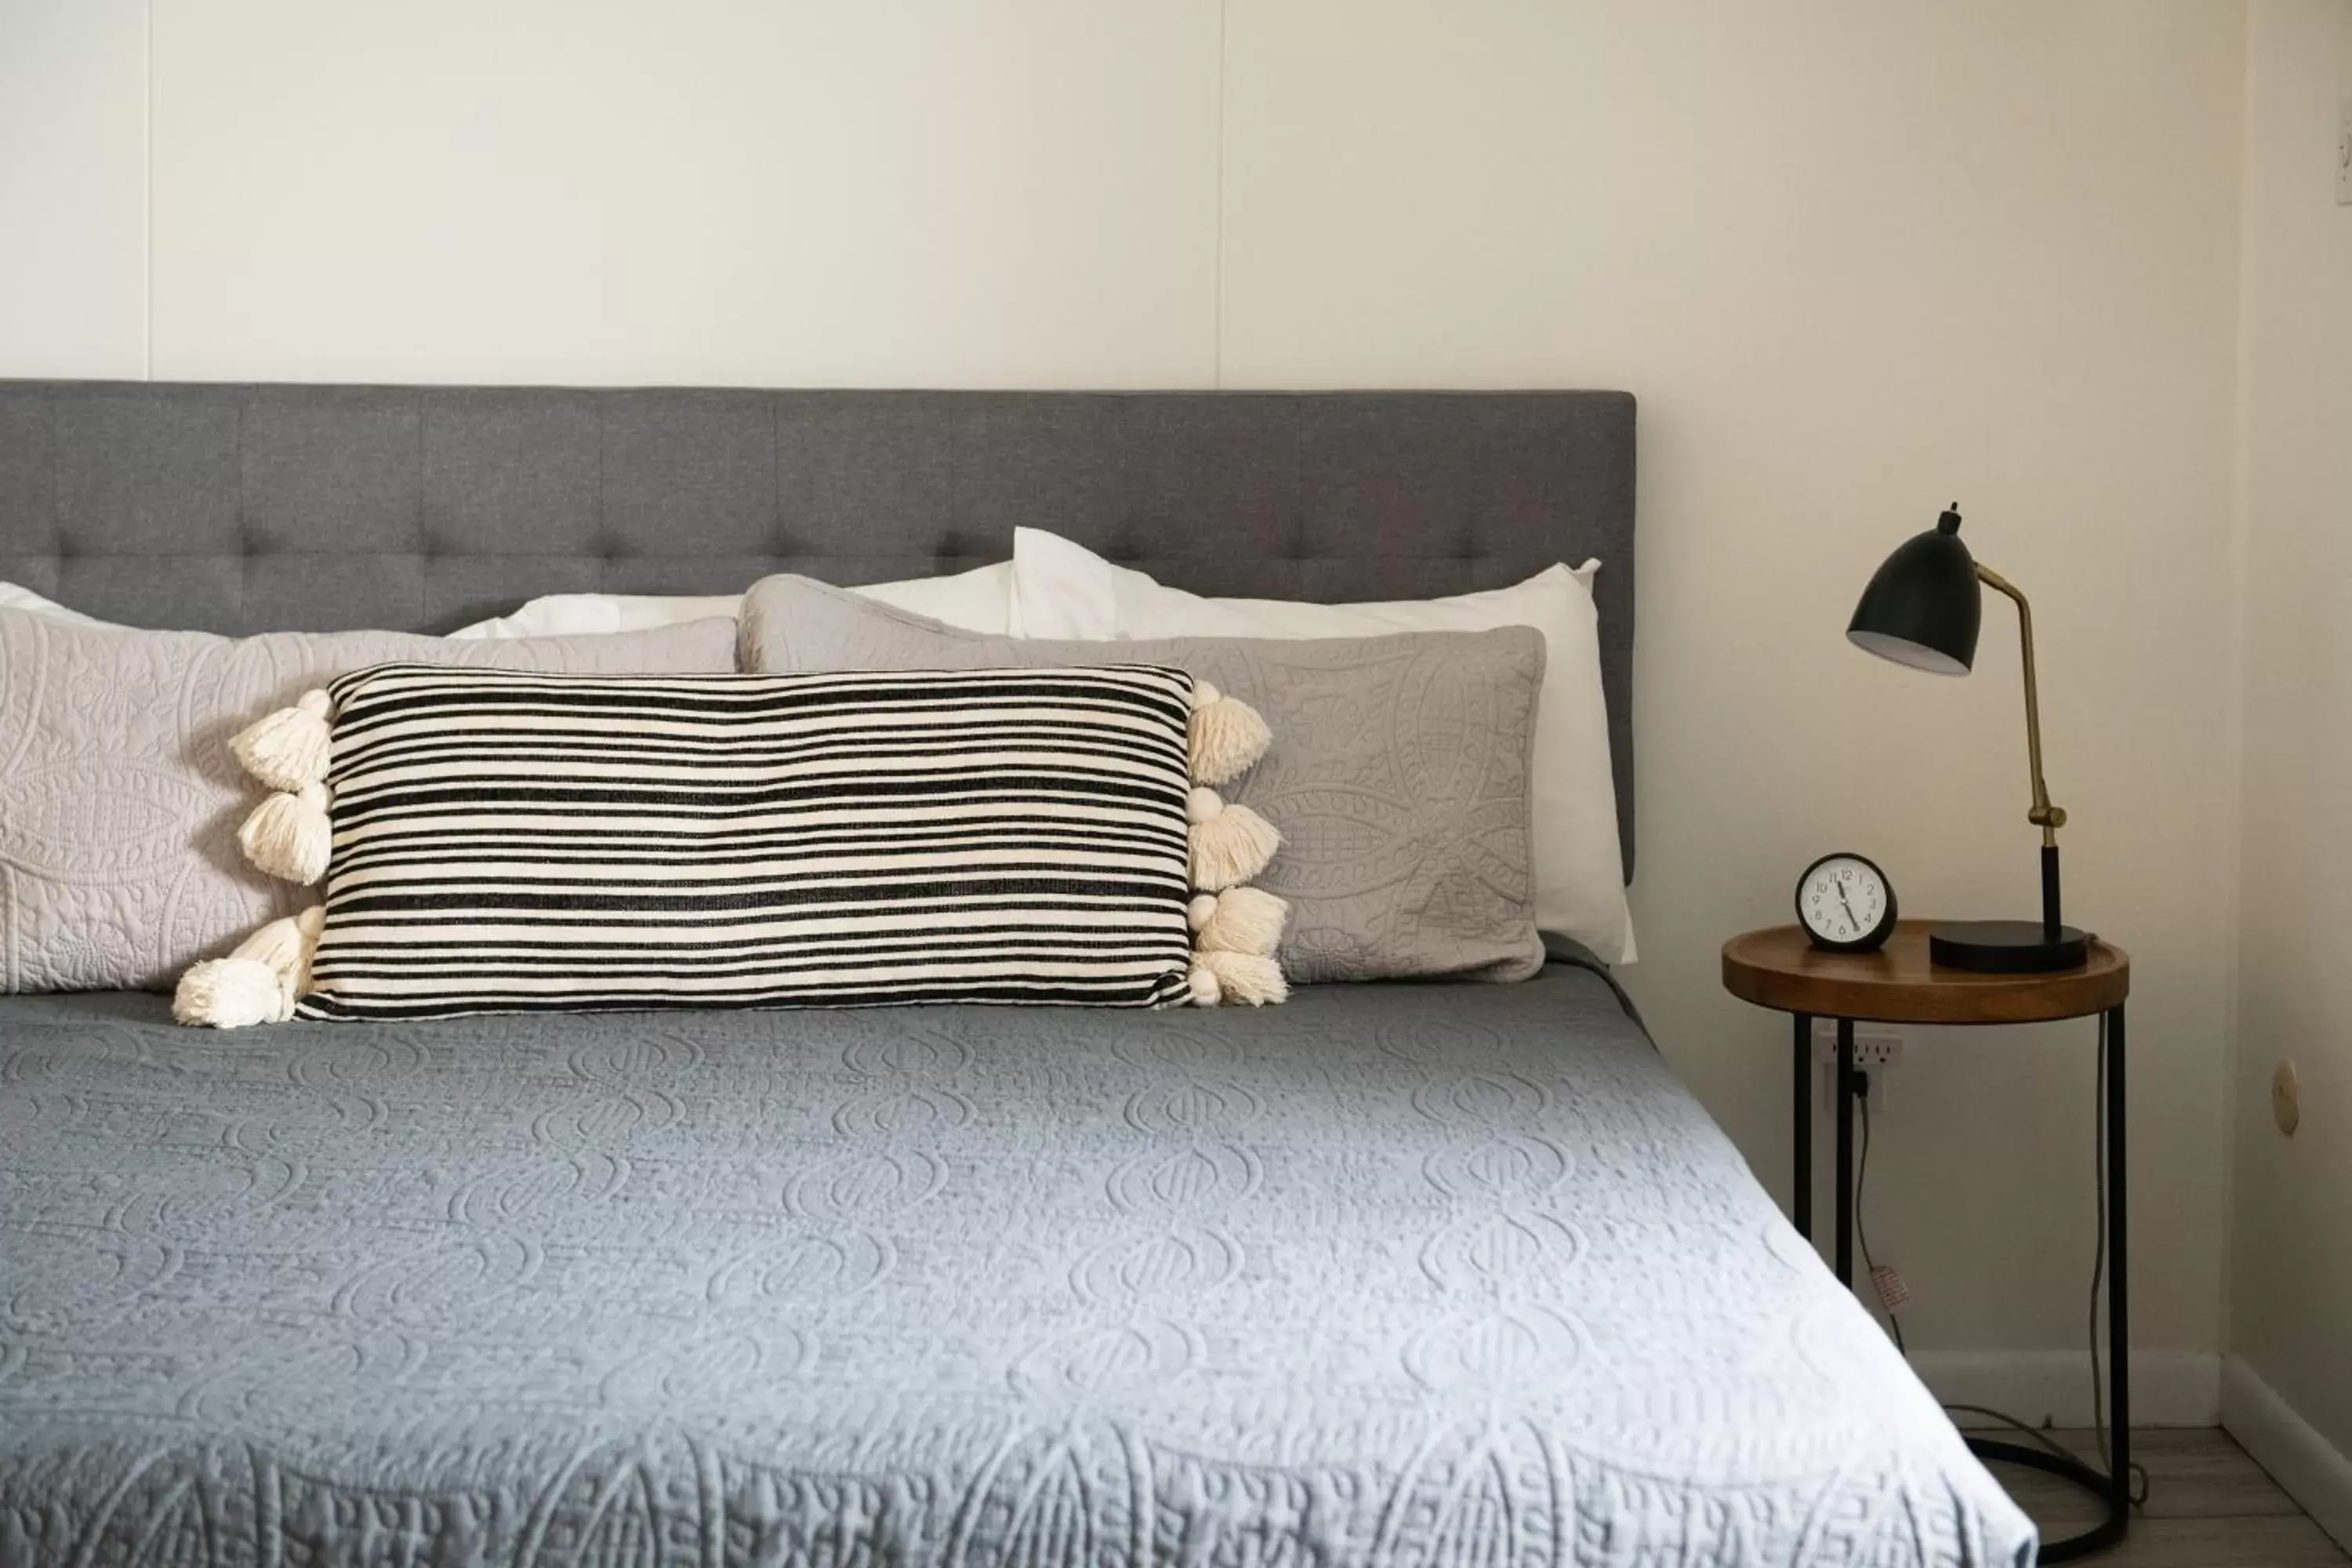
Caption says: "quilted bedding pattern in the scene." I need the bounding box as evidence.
[0,967,2034,1568]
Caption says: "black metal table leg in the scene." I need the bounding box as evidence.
[1792,1012,1813,1240]
[1834,1017,1854,1287]
[2106,1003,2131,1525]
[1966,1002,2129,1560]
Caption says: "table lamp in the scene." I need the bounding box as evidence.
[1847,505,2091,972]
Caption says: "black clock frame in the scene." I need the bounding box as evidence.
[1795,851,1898,953]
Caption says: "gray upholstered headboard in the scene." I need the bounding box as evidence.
[0,383,1636,869]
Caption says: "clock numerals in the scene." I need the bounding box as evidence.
[1797,854,1896,952]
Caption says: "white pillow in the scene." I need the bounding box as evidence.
[0,583,110,625]
[449,593,740,638]
[451,561,1019,639]
[1011,526,1635,964]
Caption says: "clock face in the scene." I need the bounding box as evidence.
[1798,854,1893,949]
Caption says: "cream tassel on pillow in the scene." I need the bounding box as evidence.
[1187,949,1288,1008]
[1176,681,1285,1007]
[172,959,287,1029]
[1187,887,1288,956]
[1185,787,1279,892]
[230,689,334,793]
[1186,681,1273,786]
[249,904,327,996]
[239,781,334,885]
[172,905,325,1028]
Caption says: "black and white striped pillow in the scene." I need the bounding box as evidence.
[257,664,1237,1019]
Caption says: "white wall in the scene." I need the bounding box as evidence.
[2229,0,2352,1524]
[0,1,2253,1403]
[1221,2,2246,1407]
[142,0,1221,386]
[0,0,145,375]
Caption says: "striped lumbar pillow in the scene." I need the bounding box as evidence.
[172,664,1285,1024]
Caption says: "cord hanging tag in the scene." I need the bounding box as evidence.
[1869,1263,1911,1315]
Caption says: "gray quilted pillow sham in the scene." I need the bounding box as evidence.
[741,574,1546,984]
[0,612,738,993]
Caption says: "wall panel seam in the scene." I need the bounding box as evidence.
[143,0,153,379]
[1213,0,1227,390]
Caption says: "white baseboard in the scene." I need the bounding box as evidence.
[2221,1355,2352,1553]
[1907,1350,2220,1429]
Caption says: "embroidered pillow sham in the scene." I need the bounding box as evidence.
[176,663,1283,1024]
[739,574,1549,985]
[1010,526,1635,964]
[0,611,736,993]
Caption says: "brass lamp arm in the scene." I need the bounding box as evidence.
[1974,564,2066,846]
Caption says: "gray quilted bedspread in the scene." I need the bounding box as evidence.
[0,967,2033,1568]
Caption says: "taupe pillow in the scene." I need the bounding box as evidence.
[741,575,1545,983]
[0,613,737,993]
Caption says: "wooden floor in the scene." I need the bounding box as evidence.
[1982,1428,2347,1566]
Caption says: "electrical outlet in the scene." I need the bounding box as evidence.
[2274,1059,2302,1136]
[2339,93,2352,206]
[1813,1021,1904,1110]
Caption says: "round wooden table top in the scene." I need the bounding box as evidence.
[1721,920,2129,1025]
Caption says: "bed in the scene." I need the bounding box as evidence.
[0,384,2034,1567]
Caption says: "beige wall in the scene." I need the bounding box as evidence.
[0,0,145,375]
[1222,2,2245,1408]
[2230,0,2352,1497]
[4,0,1225,385]
[0,2,2255,1406]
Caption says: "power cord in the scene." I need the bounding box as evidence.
[1848,1057,2148,1507]
[2089,1014,2151,1506]
[1854,1087,1903,1355]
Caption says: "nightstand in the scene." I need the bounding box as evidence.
[1722,919,2132,1562]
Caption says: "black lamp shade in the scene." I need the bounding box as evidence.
[1847,506,1981,676]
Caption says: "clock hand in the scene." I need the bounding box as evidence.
[1836,887,1859,925]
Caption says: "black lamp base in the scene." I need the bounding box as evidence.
[1929,920,2091,974]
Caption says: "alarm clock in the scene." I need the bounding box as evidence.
[1795,852,1898,953]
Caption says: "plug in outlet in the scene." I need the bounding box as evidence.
[1812,1021,1904,1110]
